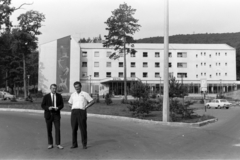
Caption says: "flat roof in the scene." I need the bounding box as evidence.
[80,43,235,50]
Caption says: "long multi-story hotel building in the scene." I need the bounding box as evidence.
[38,35,237,95]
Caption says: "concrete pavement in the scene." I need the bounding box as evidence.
[1,107,240,159]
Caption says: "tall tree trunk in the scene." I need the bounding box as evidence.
[5,71,8,91]
[23,53,27,99]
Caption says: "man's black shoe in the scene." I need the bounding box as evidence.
[70,146,78,149]
[83,146,87,149]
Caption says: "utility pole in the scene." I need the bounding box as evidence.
[162,0,170,122]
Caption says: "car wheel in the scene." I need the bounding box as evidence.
[225,106,229,109]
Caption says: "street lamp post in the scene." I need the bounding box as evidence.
[159,76,161,96]
[220,79,222,95]
[87,75,92,95]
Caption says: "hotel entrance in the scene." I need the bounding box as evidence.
[100,77,140,96]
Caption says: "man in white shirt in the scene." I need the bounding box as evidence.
[68,81,95,149]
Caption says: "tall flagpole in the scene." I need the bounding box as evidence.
[162,0,170,122]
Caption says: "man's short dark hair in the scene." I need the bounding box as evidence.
[74,81,82,87]
[50,84,57,88]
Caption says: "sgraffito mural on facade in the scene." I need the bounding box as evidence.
[57,36,71,92]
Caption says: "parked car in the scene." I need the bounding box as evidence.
[205,99,232,109]
[0,91,16,100]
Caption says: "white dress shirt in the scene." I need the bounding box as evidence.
[68,91,93,110]
[51,93,56,108]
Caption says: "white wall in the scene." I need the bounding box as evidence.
[69,36,80,93]
[38,40,57,93]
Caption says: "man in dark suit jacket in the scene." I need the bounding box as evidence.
[41,84,64,149]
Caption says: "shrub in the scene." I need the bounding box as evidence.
[151,99,162,111]
[105,93,112,105]
[127,99,153,117]
[170,99,195,121]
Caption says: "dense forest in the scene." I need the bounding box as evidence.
[136,32,240,48]
[135,32,240,80]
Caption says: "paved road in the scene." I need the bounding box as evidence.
[1,107,240,159]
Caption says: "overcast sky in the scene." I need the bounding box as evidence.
[10,0,240,45]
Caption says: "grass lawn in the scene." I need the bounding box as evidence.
[0,97,216,123]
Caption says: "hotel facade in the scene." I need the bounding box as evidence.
[38,35,237,95]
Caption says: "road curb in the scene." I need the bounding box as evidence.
[0,108,217,127]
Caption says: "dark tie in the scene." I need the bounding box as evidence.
[53,94,55,107]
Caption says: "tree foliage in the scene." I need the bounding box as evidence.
[103,3,141,56]
[169,77,188,98]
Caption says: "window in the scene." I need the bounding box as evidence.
[210,74,212,78]
[196,75,198,78]
[209,54,211,57]
[196,64,198,68]
[196,54,198,57]
[177,63,187,68]
[131,62,136,67]
[82,62,87,67]
[94,62,99,67]
[143,52,148,57]
[225,73,227,76]
[119,72,123,77]
[155,52,160,57]
[204,52,206,56]
[143,62,148,67]
[225,52,227,56]
[225,63,227,66]
[106,51,111,57]
[218,53,220,56]
[216,63,217,66]
[94,51,99,57]
[169,72,173,78]
[216,52,217,56]
[216,73,218,76]
[201,52,202,56]
[130,52,136,57]
[119,62,123,67]
[204,73,206,76]
[155,62,160,68]
[177,73,187,78]
[204,63,206,66]
[201,73,203,76]
[210,64,211,68]
[169,52,172,57]
[94,72,99,77]
[82,51,87,57]
[131,72,135,77]
[201,63,203,66]
[143,72,148,77]
[155,72,160,78]
[82,72,87,78]
[177,52,187,57]
[169,63,172,68]
[219,73,221,76]
[219,63,220,66]
[106,62,111,67]
[106,72,111,77]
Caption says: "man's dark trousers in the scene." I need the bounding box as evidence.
[46,114,61,145]
[71,109,87,147]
